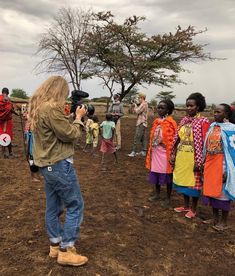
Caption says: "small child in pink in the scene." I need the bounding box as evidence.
[100,113,117,164]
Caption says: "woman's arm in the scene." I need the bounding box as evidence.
[169,137,179,166]
[134,102,146,114]
[48,105,86,143]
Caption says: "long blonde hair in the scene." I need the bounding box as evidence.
[29,76,69,130]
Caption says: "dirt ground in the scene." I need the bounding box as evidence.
[1,115,235,276]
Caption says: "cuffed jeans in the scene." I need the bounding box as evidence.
[132,123,147,152]
[40,159,84,248]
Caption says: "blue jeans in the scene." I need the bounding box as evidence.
[40,159,84,248]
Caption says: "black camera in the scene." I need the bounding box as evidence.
[82,103,95,116]
[131,96,140,106]
[70,90,95,116]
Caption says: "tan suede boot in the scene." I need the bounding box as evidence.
[57,247,88,266]
[49,245,59,258]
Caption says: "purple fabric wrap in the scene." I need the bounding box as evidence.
[202,196,231,212]
[148,172,172,186]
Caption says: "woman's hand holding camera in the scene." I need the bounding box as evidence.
[131,102,137,107]
[76,105,87,120]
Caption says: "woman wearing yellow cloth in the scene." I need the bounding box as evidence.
[171,93,210,219]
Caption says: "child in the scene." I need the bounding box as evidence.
[100,113,118,164]
[83,114,94,152]
[90,115,99,155]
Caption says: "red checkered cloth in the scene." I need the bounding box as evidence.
[192,171,202,190]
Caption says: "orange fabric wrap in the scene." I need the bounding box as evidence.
[203,153,224,197]
[146,116,177,173]
[202,121,210,141]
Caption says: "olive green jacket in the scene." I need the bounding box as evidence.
[32,102,83,167]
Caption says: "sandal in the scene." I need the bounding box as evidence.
[185,210,196,219]
[202,219,214,225]
[212,224,228,232]
[148,194,160,202]
[174,206,191,213]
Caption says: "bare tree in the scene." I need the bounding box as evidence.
[35,7,93,90]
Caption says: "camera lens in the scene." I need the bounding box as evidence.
[87,104,95,116]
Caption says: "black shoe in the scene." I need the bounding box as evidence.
[148,194,160,202]
[161,199,171,209]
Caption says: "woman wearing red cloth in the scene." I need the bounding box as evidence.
[146,100,177,207]
[0,87,17,158]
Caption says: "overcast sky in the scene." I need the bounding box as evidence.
[0,0,234,104]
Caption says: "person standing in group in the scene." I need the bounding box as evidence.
[83,114,94,152]
[28,76,88,267]
[202,104,235,231]
[23,111,40,182]
[100,113,118,164]
[171,92,210,219]
[146,100,177,207]
[108,94,124,150]
[128,93,148,157]
[90,115,100,156]
[0,87,18,158]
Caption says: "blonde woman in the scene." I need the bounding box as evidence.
[29,76,88,266]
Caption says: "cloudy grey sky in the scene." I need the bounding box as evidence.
[0,0,234,104]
